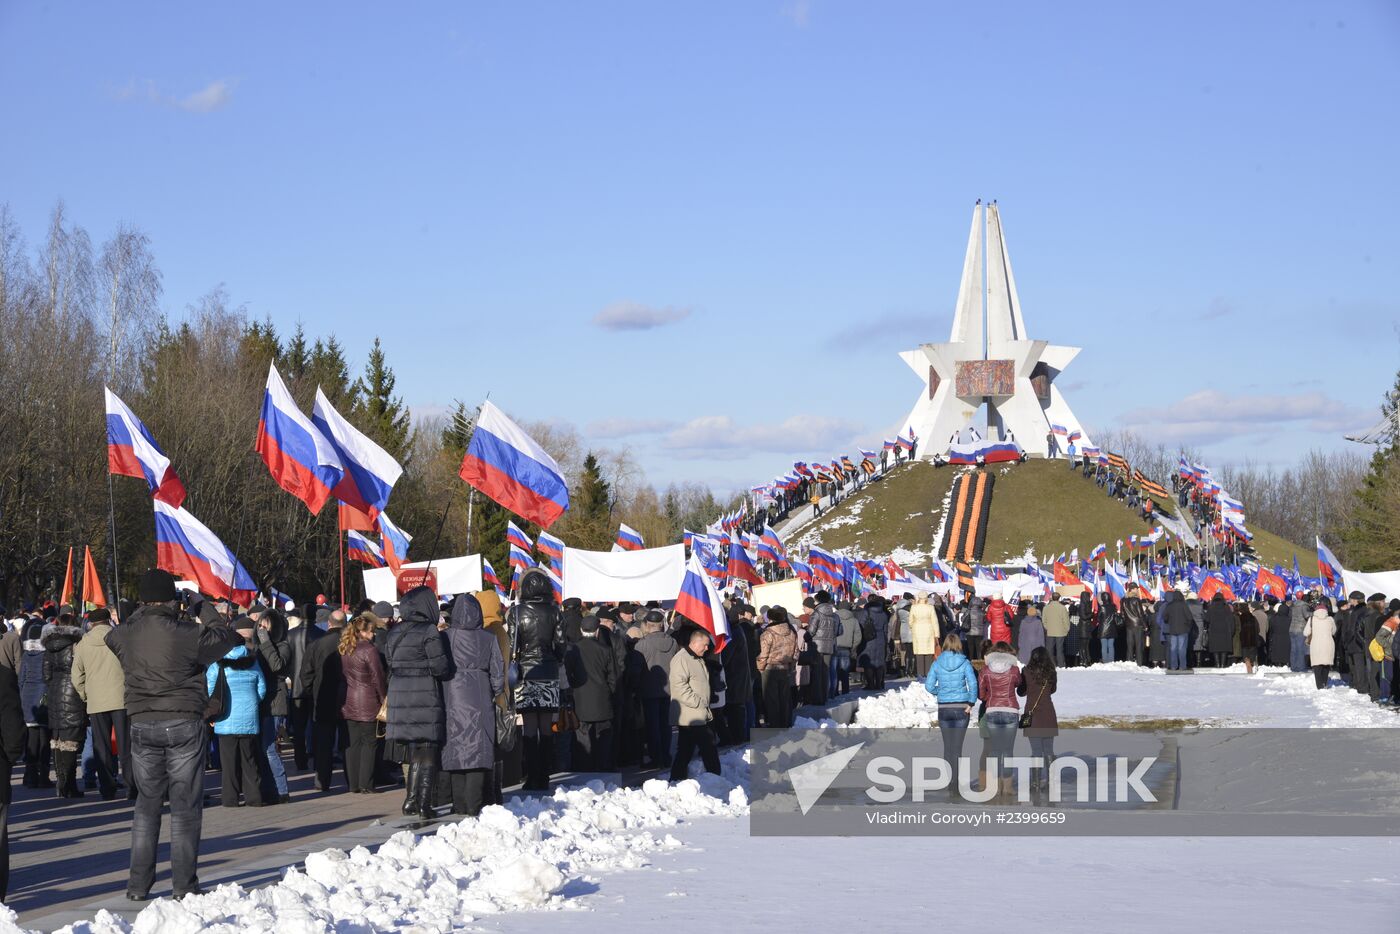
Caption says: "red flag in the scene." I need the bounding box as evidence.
[1052,561,1082,586]
[1255,566,1288,599]
[82,546,106,609]
[338,502,377,532]
[1199,577,1236,603]
[60,547,75,607]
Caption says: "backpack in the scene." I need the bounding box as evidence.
[1370,617,1398,662]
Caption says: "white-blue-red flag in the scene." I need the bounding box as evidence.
[508,544,535,571]
[674,552,730,650]
[311,387,403,516]
[105,387,186,507]
[346,531,386,568]
[615,523,645,552]
[458,400,569,529]
[482,558,502,593]
[255,365,343,514]
[377,512,412,573]
[536,529,564,562]
[153,499,256,604]
[727,535,763,586]
[506,520,533,552]
[1316,537,1345,597]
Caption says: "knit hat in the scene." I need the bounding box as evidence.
[138,569,178,603]
[580,615,600,634]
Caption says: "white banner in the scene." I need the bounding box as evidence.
[562,544,686,603]
[752,578,807,619]
[363,554,483,604]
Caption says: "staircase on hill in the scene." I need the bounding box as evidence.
[939,470,995,562]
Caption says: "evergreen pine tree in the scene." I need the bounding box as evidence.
[282,323,311,378]
[353,336,412,460]
[567,452,614,550]
[1344,367,1400,570]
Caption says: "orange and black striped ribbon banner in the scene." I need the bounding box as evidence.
[956,560,975,594]
[1107,452,1129,473]
[1141,478,1169,500]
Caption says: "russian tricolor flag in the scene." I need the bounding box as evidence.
[105,388,186,508]
[378,512,412,572]
[1316,537,1345,597]
[727,535,763,586]
[458,400,569,529]
[674,553,729,650]
[153,500,257,605]
[536,529,564,561]
[789,559,812,589]
[508,544,535,571]
[1089,543,1106,562]
[347,531,386,568]
[1051,423,1069,437]
[507,520,534,552]
[542,564,564,602]
[615,523,645,552]
[256,365,343,514]
[482,558,502,592]
[312,387,403,516]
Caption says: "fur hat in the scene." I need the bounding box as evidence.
[138,569,177,603]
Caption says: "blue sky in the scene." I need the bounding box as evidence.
[3,1,1397,491]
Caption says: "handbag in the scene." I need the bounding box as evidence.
[1020,681,1047,729]
[495,701,521,753]
[551,704,580,734]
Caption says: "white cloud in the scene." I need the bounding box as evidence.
[1118,389,1374,446]
[781,0,812,28]
[114,78,235,114]
[823,310,943,351]
[586,417,679,439]
[592,301,692,332]
[662,414,865,459]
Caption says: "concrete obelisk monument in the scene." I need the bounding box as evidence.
[899,201,1088,458]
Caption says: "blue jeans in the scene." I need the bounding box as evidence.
[983,712,1019,778]
[129,718,206,897]
[1169,633,1188,670]
[261,715,288,796]
[1290,633,1307,672]
[938,707,971,780]
[828,653,839,693]
[1100,638,1115,663]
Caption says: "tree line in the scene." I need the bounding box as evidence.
[0,203,737,609]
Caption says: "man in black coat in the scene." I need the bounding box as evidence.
[564,616,618,772]
[286,615,323,770]
[559,598,585,644]
[105,570,243,902]
[0,664,26,904]
[1120,588,1147,666]
[719,619,751,746]
[1163,590,1193,671]
[300,613,348,793]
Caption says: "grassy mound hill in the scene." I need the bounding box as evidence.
[792,458,1303,568]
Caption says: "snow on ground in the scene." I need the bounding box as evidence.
[854,666,1400,730]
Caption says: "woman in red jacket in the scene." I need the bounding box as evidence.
[339,616,387,794]
[977,640,1022,799]
[985,598,1012,645]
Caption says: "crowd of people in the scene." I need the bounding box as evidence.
[4,549,1396,904]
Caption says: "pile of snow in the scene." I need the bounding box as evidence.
[852,667,1400,731]
[3,751,751,934]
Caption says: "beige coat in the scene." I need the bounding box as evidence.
[1042,600,1071,638]
[72,623,125,714]
[1303,610,1336,667]
[668,649,712,726]
[909,601,941,656]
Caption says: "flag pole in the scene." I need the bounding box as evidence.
[338,529,346,611]
[106,466,122,608]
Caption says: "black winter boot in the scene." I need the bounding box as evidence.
[415,759,438,821]
[535,734,555,791]
[401,761,422,816]
[520,735,540,790]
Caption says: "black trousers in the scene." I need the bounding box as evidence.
[718,703,748,746]
[313,716,347,792]
[217,734,263,806]
[0,796,9,903]
[572,720,613,772]
[1313,665,1331,689]
[761,669,794,729]
[23,726,52,786]
[449,769,489,815]
[90,709,131,797]
[669,725,720,781]
[344,720,378,792]
[290,697,313,769]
